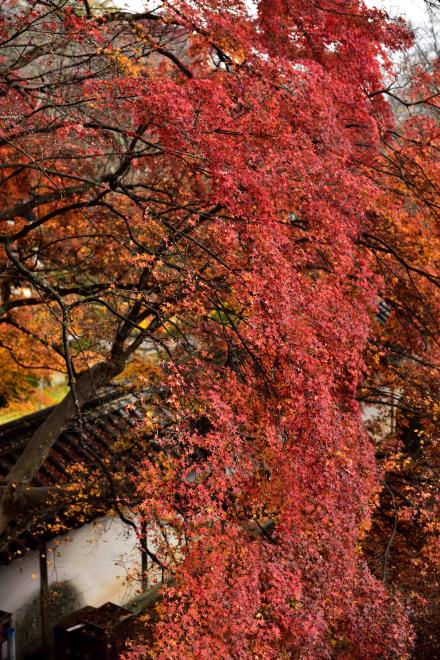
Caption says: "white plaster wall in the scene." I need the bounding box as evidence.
[47,515,141,607]
[0,514,142,658]
[362,401,395,442]
[0,551,40,614]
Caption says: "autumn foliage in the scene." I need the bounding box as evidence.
[361,71,440,656]
[0,0,439,658]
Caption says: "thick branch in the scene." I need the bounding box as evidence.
[0,357,125,536]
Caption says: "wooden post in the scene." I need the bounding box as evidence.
[39,542,54,660]
[141,520,148,591]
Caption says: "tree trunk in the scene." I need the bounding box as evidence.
[0,357,125,537]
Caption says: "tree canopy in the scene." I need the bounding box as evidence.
[0,1,439,657]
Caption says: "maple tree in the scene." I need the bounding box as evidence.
[360,46,440,657]
[0,0,438,657]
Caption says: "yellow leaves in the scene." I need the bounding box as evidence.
[372,351,381,365]
[117,356,163,392]
[288,599,302,611]
[156,451,177,483]
[155,602,166,617]
[138,315,155,330]
[100,47,142,77]
[143,409,158,433]
[382,453,405,473]
[357,516,372,541]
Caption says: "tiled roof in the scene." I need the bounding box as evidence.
[0,388,149,563]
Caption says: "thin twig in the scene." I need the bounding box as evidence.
[382,481,398,582]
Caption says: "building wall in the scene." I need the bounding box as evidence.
[0,514,142,658]
[362,400,395,442]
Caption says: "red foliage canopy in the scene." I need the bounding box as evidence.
[0,0,422,657]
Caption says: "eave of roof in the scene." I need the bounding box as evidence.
[0,387,149,564]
